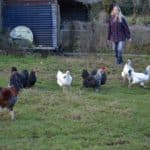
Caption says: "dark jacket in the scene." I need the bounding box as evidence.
[108,16,131,42]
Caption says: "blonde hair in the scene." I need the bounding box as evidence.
[111,5,124,22]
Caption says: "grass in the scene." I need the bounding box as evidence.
[0,54,150,150]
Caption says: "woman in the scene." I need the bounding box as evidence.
[108,5,131,64]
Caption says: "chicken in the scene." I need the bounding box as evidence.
[82,69,98,89]
[82,67,107,91]
[9,67,37,89]
[0,70,22,120]
[128,65,150,87]
[121,59,134,84]
[57,70,72,87]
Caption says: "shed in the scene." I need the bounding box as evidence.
[2,0,59,50]
[2,0,102,51]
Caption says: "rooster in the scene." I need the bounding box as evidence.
[82,67,107,91]
[128,65,150,87]
[0,70,22,120]
[57,70,73,88]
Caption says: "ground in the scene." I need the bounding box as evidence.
[0,54,150,150]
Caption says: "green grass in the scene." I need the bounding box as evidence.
[0,54,150,150]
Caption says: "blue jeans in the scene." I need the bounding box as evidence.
[112,41,125,64]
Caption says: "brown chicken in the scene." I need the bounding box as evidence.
[0,87,18,120]
[0,69,22,120]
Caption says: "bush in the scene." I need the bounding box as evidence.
[102,0,144,16]
[102,0,116,14]
[0,30,34,56]
[90,3,103,20]
[119,1,134,15]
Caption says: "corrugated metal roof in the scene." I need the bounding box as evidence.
[3,0,102,5]
[3,0,57,5]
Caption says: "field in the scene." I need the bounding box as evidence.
[0,54,150,150]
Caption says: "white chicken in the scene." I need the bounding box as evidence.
[56,70,72,88]
[128,65,150,87]
[121,59,134,84]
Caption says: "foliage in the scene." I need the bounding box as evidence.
[101,0,149,16]
[102,0,116,14]
[0,30,34,55]
[90,3,103,20]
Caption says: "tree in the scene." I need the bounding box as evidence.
[142,0,150,25]
[131,0,137,24]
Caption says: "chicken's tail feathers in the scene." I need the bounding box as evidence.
[56,70,62,77]
[57,70,62,73]
[66,71,70,75]
[82,69,89,79]
[101,72,107,85]
[11,67,18,73]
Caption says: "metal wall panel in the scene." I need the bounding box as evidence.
[3,4,58,48]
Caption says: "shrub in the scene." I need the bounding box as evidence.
[102,0,145,16]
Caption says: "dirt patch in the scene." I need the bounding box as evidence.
[106,138,130,146]
[66,114,82,121]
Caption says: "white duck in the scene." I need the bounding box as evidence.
[128,65,150,87]
[121,59,134,84]
[57,70,72,87]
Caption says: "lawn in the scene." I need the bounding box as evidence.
[0,54,150,150]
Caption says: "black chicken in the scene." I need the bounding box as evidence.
[10,67,37,89]
[82,67,107,91]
